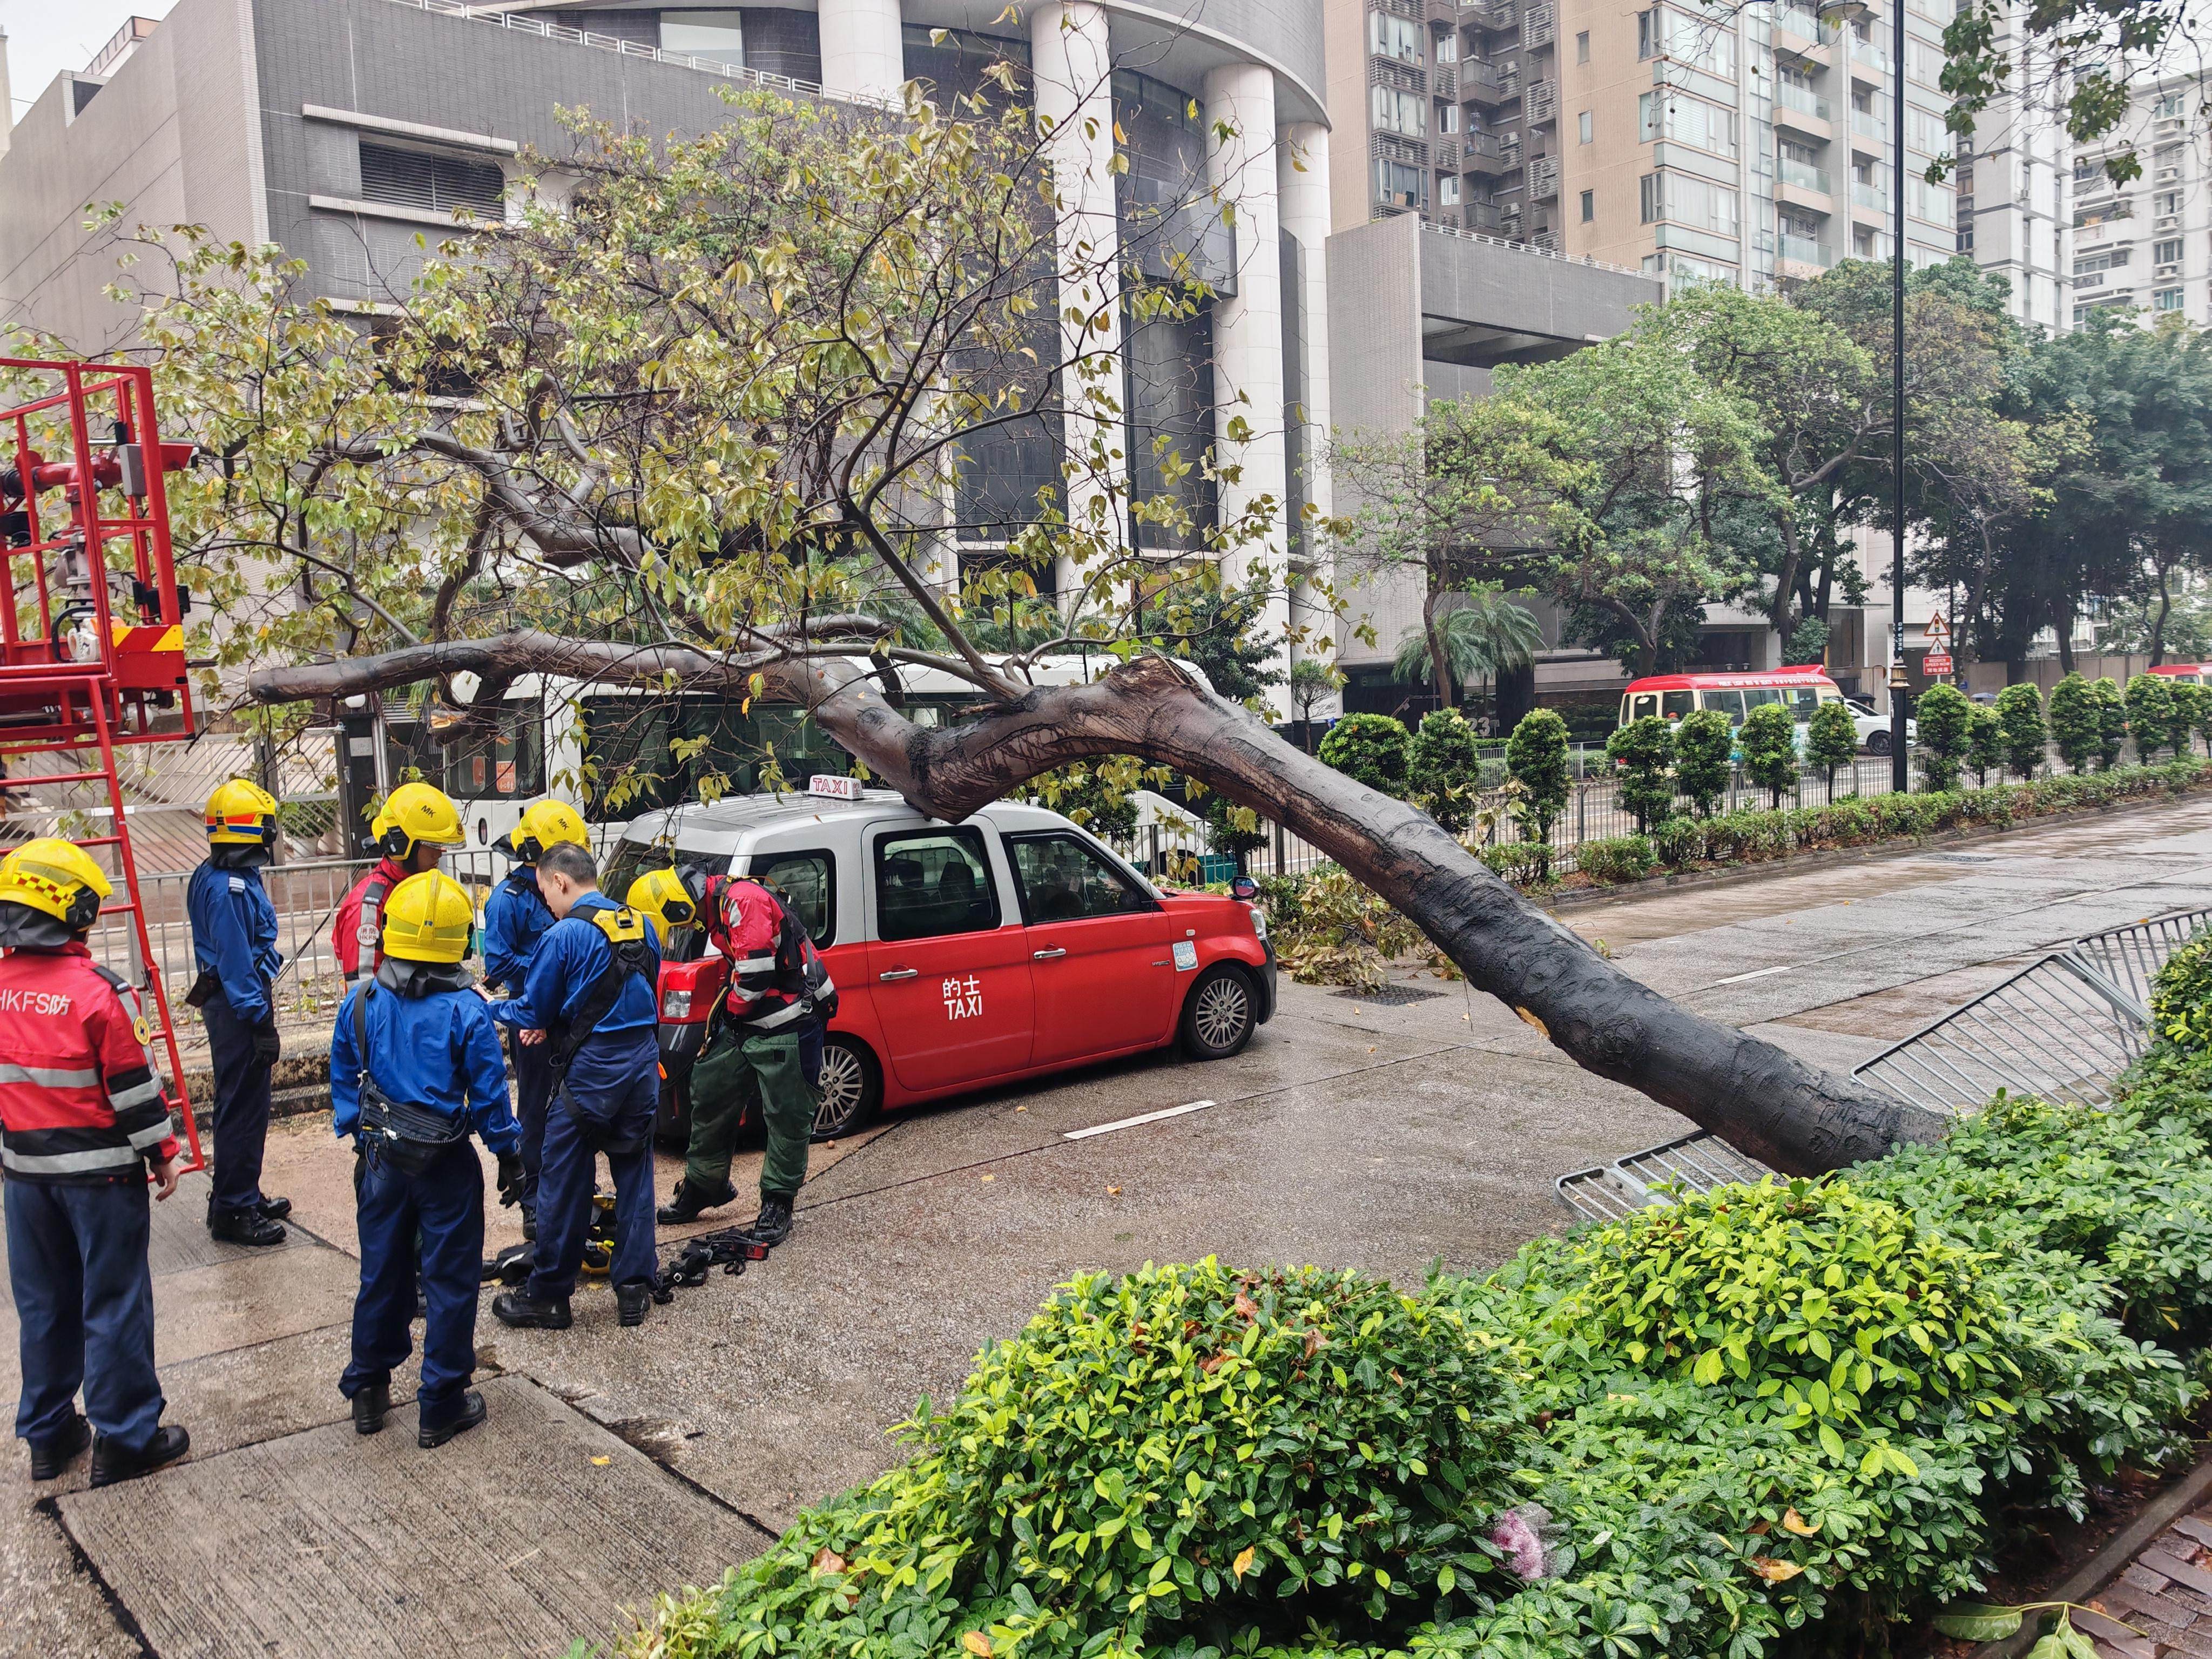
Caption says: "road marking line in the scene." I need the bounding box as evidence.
[1715,964,1794,985]
[1064,1100,1217,1141]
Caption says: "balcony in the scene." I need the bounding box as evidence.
[1780,156,1832,193]
[1852,181,1887,212]
[1461,0,1516,30]
[1528,154,1561,200]
[1370,57,1427,93]
[1850,109,1885,140]
[1773,5,1833,46]
[1779,232,1837,269]
[1461,58,1520,104]
[1521,1,1555,50]
[1463,199,1504,232]
[1849,42,1890,77]
[1774,84,1831,137]
[1525,76,1559,124]
[1461,131,1523,173]
[1432,64,1458,98]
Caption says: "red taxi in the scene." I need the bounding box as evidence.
[602,789,1277,1142]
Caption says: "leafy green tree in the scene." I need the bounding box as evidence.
[1739,702,1799,807]
[2169,680,2204,759]
[2195,682,2212,755]
[1966,705,2005,788]
[1317,714,1411,798]
[1674,709,1735,818]
[2128,672,2177,762]
[1286,658,1344,752]
[2047,672,2101,774]
[1915,684,1974,793]
[1506,709,1572,874]
[1606,716,1677,834]
[1409,707,1482,835]
[1388,585,1545,712]
[1995,682,2048,780]
[1021,760,1141,838]
[2092,676,2129,771]
[1807,698,1859,794]
[1203,793,1270,866]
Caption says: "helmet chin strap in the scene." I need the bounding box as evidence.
[373,957,476,998]
[0,901,79,952]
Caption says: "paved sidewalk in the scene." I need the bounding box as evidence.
[2090,1513,2212,1659]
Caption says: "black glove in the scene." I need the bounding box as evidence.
[251,1019,281,1067]
[496,1152,525,1209]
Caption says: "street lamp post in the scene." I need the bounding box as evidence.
[1887,0,1910,793]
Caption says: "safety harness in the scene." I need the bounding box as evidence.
[547,905,656,1074]
[349,985,468,1176]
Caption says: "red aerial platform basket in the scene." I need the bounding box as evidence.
[0,358,204,1173]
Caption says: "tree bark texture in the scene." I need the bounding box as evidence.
[251,644,1947,1174]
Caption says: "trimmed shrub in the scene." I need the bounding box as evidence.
[1203,792,1269,860]
[1604,715,1676,833]
[1806,696,1858,791]
[2127,672,2176,763]
[1479,840,1549,885]
[1966,704,2004,787]
[1573,834,1656,884]
[1651,815,1704,867]
[2171,680,2206,759]
[2092,675,2128,771]
[2048,672,2100,774]
[1505,709,1571,872]
[1408,707,1481,834]
[1739,702,1798,807]
[1318,714,1410,797]
[1674,707,1735,818]
[1914,683,1972,793]
[2152,933,2212,1056]
[1995,681,2047,779]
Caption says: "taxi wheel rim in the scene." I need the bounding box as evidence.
[1195,976,1250,1050]
[815,1047,865,1134]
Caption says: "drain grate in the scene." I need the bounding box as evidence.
[1336,983,1448,1006]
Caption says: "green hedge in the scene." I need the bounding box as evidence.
[624,1012,2212,1659]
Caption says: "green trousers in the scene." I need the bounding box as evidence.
[683,1022,815,1201]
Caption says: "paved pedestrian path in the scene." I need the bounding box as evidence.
[2083,1510,2212,1659]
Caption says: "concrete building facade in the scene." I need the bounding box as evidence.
[1954,3,2072,334]
[2068,72,2212,331]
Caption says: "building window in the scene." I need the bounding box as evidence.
[1637,9,1656,58]
[1640,171,1661,222]
[2154,91,2188,120]
[2156,287,2186,311]
[1371,86,1428,138]
[1371,11,1422,62]
[2075,247,2131,274]
[1640,170,1739,234]
[1581,188,1595,222]
[1435,30,1459,63]
[2157,190,2184,217]
[1439,102,1460,133]
[1440,173,1462,206]
[1577,110,1593,144]
[2156,238,2185,266]
[357,140,505,218]
[1576,29,1590,62]
[1374,157,1427,210]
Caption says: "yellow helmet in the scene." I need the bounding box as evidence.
[0,838,112,932]
[624,867,697,932]
[206,778,279,847]
[370,781,464,861]
[379,870,475,965]
[498,799,589,864]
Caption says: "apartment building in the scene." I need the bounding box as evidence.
[1954,3,2072,333]
[1330,0,1960,292]
[2068,73,2212,329]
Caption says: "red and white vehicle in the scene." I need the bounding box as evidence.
[2150,664,2207,685]
[603,790,1277,1143]
[1617,665,1913,755]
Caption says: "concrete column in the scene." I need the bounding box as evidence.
[1277,120,1332,547]
[819,0,905,104]
[1205,62,1291,716]
[1031,1,1123,607]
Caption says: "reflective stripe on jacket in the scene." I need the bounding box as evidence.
[332,858,409,983]
[707,878,804,1030]
[0,944,177,1181]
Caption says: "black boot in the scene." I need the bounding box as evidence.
[492,1289,572,1330]
[28,1414,90,1481]
[207,1206,285,1247]
[256,1195,293,1220]
[89,1425,188,1488]
[418,1390,487,1449]
[352,1382,392,1437]
[657,1178,736,1226]
[615,1280,652,1327]
[743,1193,794,1247]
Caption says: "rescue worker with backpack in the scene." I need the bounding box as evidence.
[489,841,662,1331]
[186,779,292,1247]
[332,781,466,988]
[330,870,523,1447]
[656,868,833,1247]
[481,800,590,1236]
[0,840,190,1487]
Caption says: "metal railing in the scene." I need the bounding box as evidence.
[2072,907,2212,1015]
[1420,218,1650,279]
[1781,233,1838,267]
[1557,1131,1775,1221]
[1777,83,1832,121]
[1781,157,1833,193]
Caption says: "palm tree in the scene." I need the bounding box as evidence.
[1394,584,1546,712]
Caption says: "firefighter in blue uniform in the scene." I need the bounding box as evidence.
[481,800,589,1237]
[489,841,662,1331]
[186,779,291,1247]
[330,869,523,1446]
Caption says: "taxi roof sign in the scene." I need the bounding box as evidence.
[808,773,864,801]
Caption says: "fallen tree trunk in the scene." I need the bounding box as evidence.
[252,643,1946,1172]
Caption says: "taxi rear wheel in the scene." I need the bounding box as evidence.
[1181,965,1257,1060]
[812,1036,882,1142]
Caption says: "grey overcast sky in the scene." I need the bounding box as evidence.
[2,0,175,119]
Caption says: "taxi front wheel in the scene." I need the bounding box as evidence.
[1181,965,1258,1061]
[812,1035,883,1142]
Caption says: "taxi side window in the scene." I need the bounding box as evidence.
[874,828,1001,941]
[1007,833,1152,923]
[750,850,834,946]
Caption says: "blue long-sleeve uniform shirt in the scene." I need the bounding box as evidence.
[186,860,283,1024]
[481,867,556,993]
[491,891,661,1043]
[331,982,520,1155]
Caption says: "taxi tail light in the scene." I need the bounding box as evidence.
[662,987,693,1020]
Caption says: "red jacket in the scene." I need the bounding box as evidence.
[332,857,411,983]
[706,876,805,1030]
[0,943,178,1182]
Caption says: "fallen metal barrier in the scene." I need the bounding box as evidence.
[1556,905,2212,1225]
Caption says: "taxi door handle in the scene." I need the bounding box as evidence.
[1031,947,1067,960]
[878,968,920,981]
